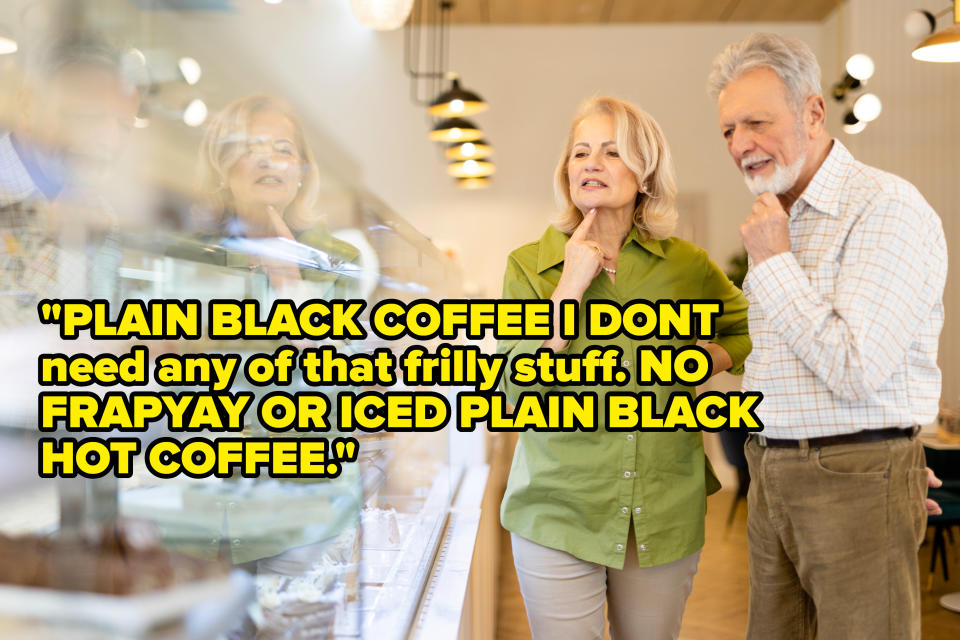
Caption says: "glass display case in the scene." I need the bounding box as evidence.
[0,187,472,638]
[0,2,488,637]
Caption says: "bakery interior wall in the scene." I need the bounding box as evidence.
[837,0,960,410]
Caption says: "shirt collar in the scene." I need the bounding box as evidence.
[794,138,854,218]
[535,223,665,274]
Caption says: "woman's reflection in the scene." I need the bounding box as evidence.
[195,94,360,298]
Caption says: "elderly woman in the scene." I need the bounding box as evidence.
[498,96,750,640]
[195,94,358,295]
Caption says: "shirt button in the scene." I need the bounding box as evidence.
[623,360,631,367]
[616,544,624,552]
[640,544,647,551]
[621,506,629,514]
[232,539,240,546]
[634,507,642,514]
[626,434,634,441]
[623,471,631,478]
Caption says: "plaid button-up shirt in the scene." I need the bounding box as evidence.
[742,140,947,439]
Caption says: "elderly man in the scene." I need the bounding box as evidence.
[708,33,947,639]
[0,32,139,326]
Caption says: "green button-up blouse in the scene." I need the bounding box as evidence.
[498,224,751,569]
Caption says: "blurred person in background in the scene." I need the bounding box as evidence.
[0,30,139,328]
[1,31,139,204]
[497,96,751,640]
[195,94,359,298]
[709,33,947,639]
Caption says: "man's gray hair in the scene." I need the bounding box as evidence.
[707,32,822,113]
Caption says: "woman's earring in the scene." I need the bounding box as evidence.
[298,181,303,189]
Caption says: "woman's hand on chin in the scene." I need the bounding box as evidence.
[557,208,605,298]
[234,201,295,240]
[263,204,296,240]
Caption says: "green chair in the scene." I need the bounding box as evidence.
[927,488,960,582]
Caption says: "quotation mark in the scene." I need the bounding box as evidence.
[327,438,359,475]
[39,301,62,323]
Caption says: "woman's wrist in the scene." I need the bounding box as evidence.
[703,342,733,378]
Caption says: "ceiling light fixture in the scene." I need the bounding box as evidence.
[845,54,875,81]
[183,99,208,127]
[912,2,960,62]
[832,53,874,101]
[428,74,488,117]
[842,111,867,135]
[350,0,415,30]
[831,51,881,133]
[456,177,491,189]
[0,29,17,56]
[406,1,494,184]
[178,57,202,85]
[445,139,492,160]
[852,93,882,122]
[429,118,482,143]
[905,10,938,38]
[447,159,495,178]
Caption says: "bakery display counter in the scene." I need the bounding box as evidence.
[0,194,486,638]
[0,502,254,639]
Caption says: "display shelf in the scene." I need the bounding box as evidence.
[410,465,489,640]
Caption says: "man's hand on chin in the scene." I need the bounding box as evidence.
[740,192,791,265]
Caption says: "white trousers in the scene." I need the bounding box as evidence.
[511,530,700,640]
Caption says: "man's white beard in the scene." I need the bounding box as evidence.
[743,150,806,196]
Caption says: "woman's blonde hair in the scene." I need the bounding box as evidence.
[553,96,678,240]
[195,94,321,232]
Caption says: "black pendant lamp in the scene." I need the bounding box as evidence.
[445,139,492,160]
[428,76,489,118]
[429,118,483,143]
